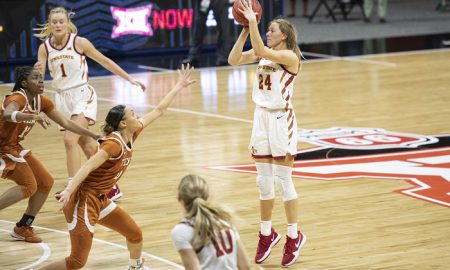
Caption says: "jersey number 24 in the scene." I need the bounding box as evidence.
[258,74,272,90]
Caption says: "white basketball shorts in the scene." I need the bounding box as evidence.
[55,84,97,127]
[249,106,298,159]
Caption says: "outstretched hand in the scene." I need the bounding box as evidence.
[239,0,258,22]
[177,63,196,88]
[130,79,146,92]
[35,113,51,129]
[33,61,44,76]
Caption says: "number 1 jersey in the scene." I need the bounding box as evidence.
[45,33,88,92]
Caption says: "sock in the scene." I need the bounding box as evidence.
[130,257,142,268]
[287,223,298,239]
[260,220,272,236]
[16,214,35,227]
[68,177,73,185]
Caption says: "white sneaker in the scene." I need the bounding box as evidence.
[126,258,149,270]
[126,266,149,270]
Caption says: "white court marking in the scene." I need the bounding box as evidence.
[137,65,171,72]
[302,51,397,67]
[0,228,51,270]
[0,220,183,269]
[44,89,254,124]
[1,48,449,125]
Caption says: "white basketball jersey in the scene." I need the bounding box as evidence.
[45,33,88,91]
[171,219,240,270]
[252,58,298,110]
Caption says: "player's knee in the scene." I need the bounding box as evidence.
[37,175,54,195]
[78,135,97,153]
[66,255,88,269]
[256,175,275,200]
[127,227,143,243]
[20,181,37,198]
[273,164,297,202]
[64,136,79,149]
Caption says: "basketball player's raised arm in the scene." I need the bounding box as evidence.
[242,1,298,68]
[77,37,146,91]
[35,44,47,77]
[228,28,258,65]
[139,64,196,128]
[58,150,109,209]
[45,109,100,140]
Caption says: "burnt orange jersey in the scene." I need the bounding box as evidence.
[80,124,143,195]
[0,89,54,150]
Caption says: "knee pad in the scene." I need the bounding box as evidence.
[256,175,275,200]
[255,163,274,200]
[273,164,297,202]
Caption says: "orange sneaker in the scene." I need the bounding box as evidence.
[10,226,42,243]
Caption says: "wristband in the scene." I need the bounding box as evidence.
[11,111,19,122]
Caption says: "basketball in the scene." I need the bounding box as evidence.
[232,0,263,27]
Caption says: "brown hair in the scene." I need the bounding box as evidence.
[270,18,303,60]
[101,105,126,135]
[178,174,233,250]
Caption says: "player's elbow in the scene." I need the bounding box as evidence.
[228,56,238,66]
[253,46,269,59]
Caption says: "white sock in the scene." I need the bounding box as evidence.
[130,257,142,268]
[260,220,272,236]
[287,223,298,238]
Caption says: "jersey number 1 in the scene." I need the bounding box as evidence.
[258,74,272,90]
[60,64,67,77]
[212,230,233,257]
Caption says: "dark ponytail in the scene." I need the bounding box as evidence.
[102,105,126,135]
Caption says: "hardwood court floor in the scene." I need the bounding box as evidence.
[0,49,449,269]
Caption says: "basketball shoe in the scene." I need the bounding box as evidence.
[281,231,307,266]
[126,258,149,270]
[255,228,281,263]
[107,184,123,201]
[10,225,42,243]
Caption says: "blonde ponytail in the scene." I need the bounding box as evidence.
[178,174,233,250]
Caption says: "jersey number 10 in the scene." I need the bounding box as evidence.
[211,230,234,257]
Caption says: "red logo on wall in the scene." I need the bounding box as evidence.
[209,128,450,208]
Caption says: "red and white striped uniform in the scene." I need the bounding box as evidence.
[250,58,299,159]
[44,33,97,125]
[45,33,88,92]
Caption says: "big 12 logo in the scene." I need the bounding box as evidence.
[210,128,450,207]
